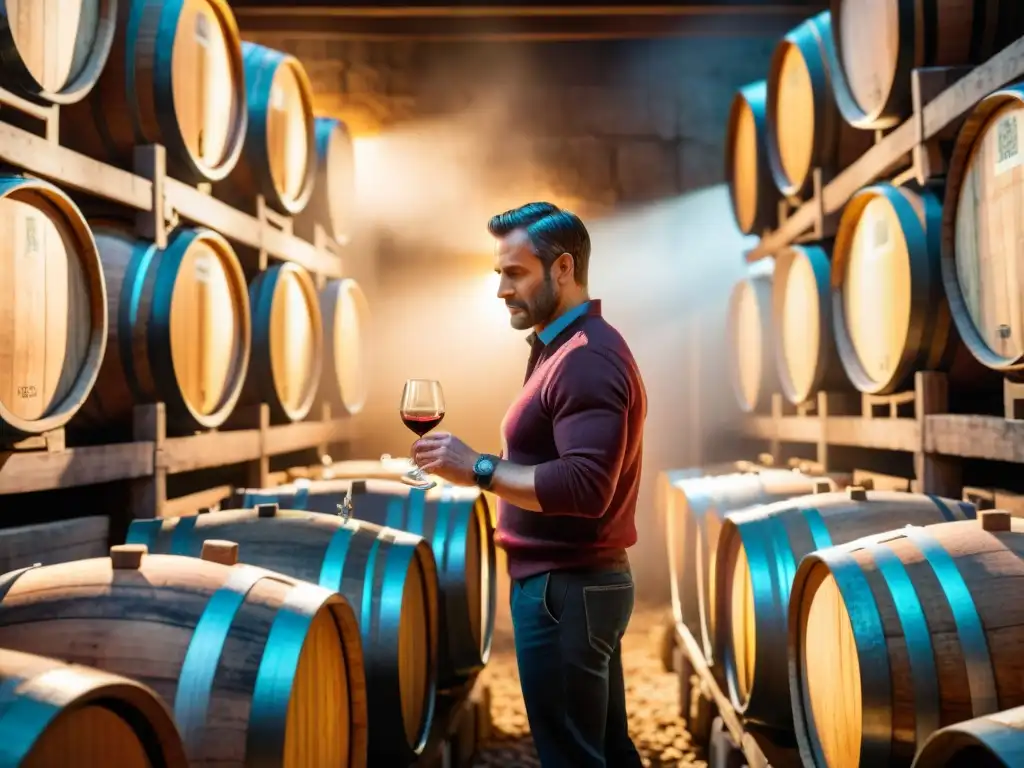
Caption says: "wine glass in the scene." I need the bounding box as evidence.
[400,379,445,489]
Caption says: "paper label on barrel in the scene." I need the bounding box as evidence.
[994,113,1023,177]
[194,253,212,283]
[195,12,210,47]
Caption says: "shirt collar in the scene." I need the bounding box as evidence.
[526,300,598,346]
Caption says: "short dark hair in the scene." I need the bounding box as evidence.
[487,202,591,287]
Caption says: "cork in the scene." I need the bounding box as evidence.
[980,510,1012,532]
[110,544,146,570]
[847,486,868,502]
[256,503,279,518]
[201,540,240,566]
[813,480,832,494]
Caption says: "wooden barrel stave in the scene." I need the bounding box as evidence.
[72,223,252,434]
[0,0,116,105]
[789,514,1024,768]
[664,469,825,662]
[726,80,779,235]
[832,182,992,395]
[294,117,356,245]
[60,0,248,184]
[0,647,188,767]
[127,506,438,764]
[912,705,1024,767]
[772,243,851,404]
[830,0,1024,128]
[217,42,316,216]
[766,10,874,198]
[942,85,1024,377]
[714,488,975,731]
[237,477,495,686]
[727,267,778,412]
[240,262,324,423]
[0,177,108,436]
[320,278,371,416]
[0,545,368,767]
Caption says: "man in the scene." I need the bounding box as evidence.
[411,201,647,767]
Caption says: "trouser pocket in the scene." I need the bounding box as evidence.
[582,580,634,655]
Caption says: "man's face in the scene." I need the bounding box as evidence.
[494,229,560,331]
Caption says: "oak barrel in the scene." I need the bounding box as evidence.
[789,512,1024,768]
[772,243,850,404]
[714,487,974,731]
[656,461,764,544]
[830,0,1024,128]
[941,85,1024,377]
[832,182,983,395]
[219,42,316,215]
[727,266,777,412]
[0,177,108,437]
[237,477,495,685]
[725,81,779,235]
[664,468,824,661]
[0,0,116,105]
[294,117,356,245]
[912,705,1024,768]
[127,505,438,764]
[766,11,873,198]
[241,262,324,423]
[0,647,188,767]
[0,543,368,767]
[73,224,251,434]
[61,0,248,184]
[320,278,371,416]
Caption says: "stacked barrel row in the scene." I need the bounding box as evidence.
[726,4,1024,411]
[0,0,369,438]
[661,461,1024,767]
[0,459,495,767]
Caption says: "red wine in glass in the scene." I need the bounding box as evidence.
[402,412,445,436]
[400,379,445,488]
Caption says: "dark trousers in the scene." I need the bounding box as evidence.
[510,568,643,768]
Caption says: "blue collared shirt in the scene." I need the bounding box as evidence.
[536,301,591,345]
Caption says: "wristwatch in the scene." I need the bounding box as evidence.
[473,454,500,490]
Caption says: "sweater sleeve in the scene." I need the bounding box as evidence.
[533,348,630,517]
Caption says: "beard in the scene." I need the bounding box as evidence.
[508,276,560,331]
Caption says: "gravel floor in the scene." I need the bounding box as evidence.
[473,603,706,768]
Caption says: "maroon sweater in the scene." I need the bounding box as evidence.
[495,300,647,580]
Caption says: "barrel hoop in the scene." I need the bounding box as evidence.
[360,534,384,631]
[407,485,426,535]
[385,496,406,530]
[318,521,356,594]
[174,566,291,757]
[903,527,998,717]
[804,15,838,164]
[169,514,200,557]
[246,581,334,767]
[864,544,941,746]
[958,501,978,520]
[812,549,893,767]
[153,3,192,176]
[126,518,163,550]
[292,480,310,510]
[926,495,960,522]
[123,1,148,148]
[0,564,43,603]
[119,241,160,405]
[800,507,833,551]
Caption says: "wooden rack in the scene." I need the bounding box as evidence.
[745,36,1024,262]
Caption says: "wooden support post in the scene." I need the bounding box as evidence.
[131,403,167,519]
[133,145,169,248]
[912,66,974,182]
[316,402,332,459]
[914,371,960,496]
[246,404,271,489]
[768,395,782,463]
[816,390,830,472]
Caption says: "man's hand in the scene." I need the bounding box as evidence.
[411,432,478,486]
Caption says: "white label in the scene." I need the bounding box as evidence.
[194,254,212,283]
[195,13,210,47]
[994,113,1023,176]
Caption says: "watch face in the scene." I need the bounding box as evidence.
[476,458,494,474]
